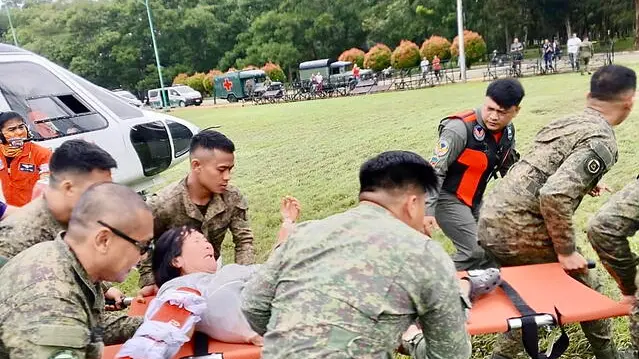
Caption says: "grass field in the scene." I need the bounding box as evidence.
[121,60,639,358]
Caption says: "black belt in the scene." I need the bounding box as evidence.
[500,280,569,359]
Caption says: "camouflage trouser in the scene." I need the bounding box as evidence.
[102,311,143,345]
[629,278,639,356]
[488,251,617,359]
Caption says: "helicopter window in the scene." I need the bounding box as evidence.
[0,61,109,140]
[166,119,193,158]
[130,121,171,177]
[67,72,143,120]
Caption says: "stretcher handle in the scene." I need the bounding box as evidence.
[105,297,133,308]
[507,314,555,330]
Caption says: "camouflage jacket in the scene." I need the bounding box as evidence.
[479,108,617,257]
[0,235,105,359]
[241,203,471,359]
[139,177,255,287]
[0,196,63,259]
[588,177,639,295]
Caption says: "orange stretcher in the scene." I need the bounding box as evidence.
[102,263,631,359]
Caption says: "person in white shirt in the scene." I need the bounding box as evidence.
[567,33,582,71]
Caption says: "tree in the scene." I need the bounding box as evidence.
[420,35,451,60]
[451,30,487,67]
[391,40,421,69]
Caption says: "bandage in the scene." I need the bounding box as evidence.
[116,287,206,359]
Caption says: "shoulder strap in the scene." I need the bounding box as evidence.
[438,110,476,135]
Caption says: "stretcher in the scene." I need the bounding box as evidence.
[102,263,631,359]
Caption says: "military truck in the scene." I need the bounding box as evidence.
[213,69,267,102]
[298,58,373,90]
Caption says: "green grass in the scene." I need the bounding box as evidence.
[120,59,639,358]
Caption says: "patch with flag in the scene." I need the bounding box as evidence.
[435,139,450,157]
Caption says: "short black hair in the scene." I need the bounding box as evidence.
[486,78,525,109]
[189,130,235,155]
[359,151,438,194]
[50,139,117,184]
[0,111,24,130]
[590,65,637,101]
[152,226,200,287]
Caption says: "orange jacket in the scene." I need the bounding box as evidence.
[0,142,52,207]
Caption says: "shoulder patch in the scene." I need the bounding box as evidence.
[590,141,616,170]
[507,125,513,140]
[0,158,3,170]
[585,157,603,175]
[473,125,485,141]
[435,139,450,157]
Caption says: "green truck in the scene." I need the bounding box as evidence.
[214,69,267,102]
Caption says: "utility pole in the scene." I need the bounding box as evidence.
[456,0,466,82]
[2,0,18,46]
[144,0,167,108]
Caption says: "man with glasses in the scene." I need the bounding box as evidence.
[0,182,154,359]
[423,78,524,270]
[0,111,52,207]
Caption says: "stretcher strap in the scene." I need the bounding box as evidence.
[500,281,569,359]
[193,331,210,357]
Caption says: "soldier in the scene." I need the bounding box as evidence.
[588,177,639,355]
[424,78,524,270]
[477,64,637,359]
[241,151,475,359]
[137,130,256,296]
[0,182,154,358]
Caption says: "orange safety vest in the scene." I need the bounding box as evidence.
[440,110,515,209]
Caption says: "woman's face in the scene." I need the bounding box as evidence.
[171,231,217,276]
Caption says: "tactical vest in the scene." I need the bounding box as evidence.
[440,110,515,209]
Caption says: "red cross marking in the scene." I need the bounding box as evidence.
[223,78,233,91]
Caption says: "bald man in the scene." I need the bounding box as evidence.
[0,182,154,359]
[137,130,256,296]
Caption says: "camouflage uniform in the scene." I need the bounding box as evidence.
[139,177,255,287]
[0,198,141,343]
[477,108,618,359]
[0,197,63,259]
[587,178,639,350]
[0,236,105,359]
[241,203,471,359]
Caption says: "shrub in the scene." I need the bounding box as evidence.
[364,43,392,72]
[226,67,237,73]
[450,30,487,67]
[203,70,222,94]
[185,72,207,94]
[172,73,189,86]
[262,62,286,82]
[391,40,421,69]
[338,48,365,68]
[243,65,259,70]
[420,35,452,61]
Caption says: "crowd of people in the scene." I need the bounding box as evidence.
[506,34,595,75]
[0,64,637,359]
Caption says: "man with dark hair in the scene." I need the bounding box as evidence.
[137,130,255,296]
[0,182,154,358]
[424,78,524,270]
[0,139,117,259]
[0,111,52,207]
[478,64,636,359]
[241,150,483,359]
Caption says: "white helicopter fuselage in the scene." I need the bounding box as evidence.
[0,44,199,195]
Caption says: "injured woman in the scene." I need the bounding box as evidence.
[116,196,501,359]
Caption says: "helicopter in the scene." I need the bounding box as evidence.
[0,43,200,196]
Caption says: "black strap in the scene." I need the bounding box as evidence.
[193,331,210,357]
[500,281,569,359]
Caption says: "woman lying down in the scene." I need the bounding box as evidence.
[116,196,500,358]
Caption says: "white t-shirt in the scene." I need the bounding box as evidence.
[158,264,261,344]
[567,37,582,54]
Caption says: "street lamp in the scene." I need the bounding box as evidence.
[1,0,19,47]
[456,0,466,82]
[143,0,167,108]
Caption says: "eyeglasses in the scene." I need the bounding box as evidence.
[97,220,154,255]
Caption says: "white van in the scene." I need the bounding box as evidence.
[147,85,203,108]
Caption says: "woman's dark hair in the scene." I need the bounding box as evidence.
[152,225,201,287]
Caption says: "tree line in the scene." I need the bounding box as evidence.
[0,0,636,96]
